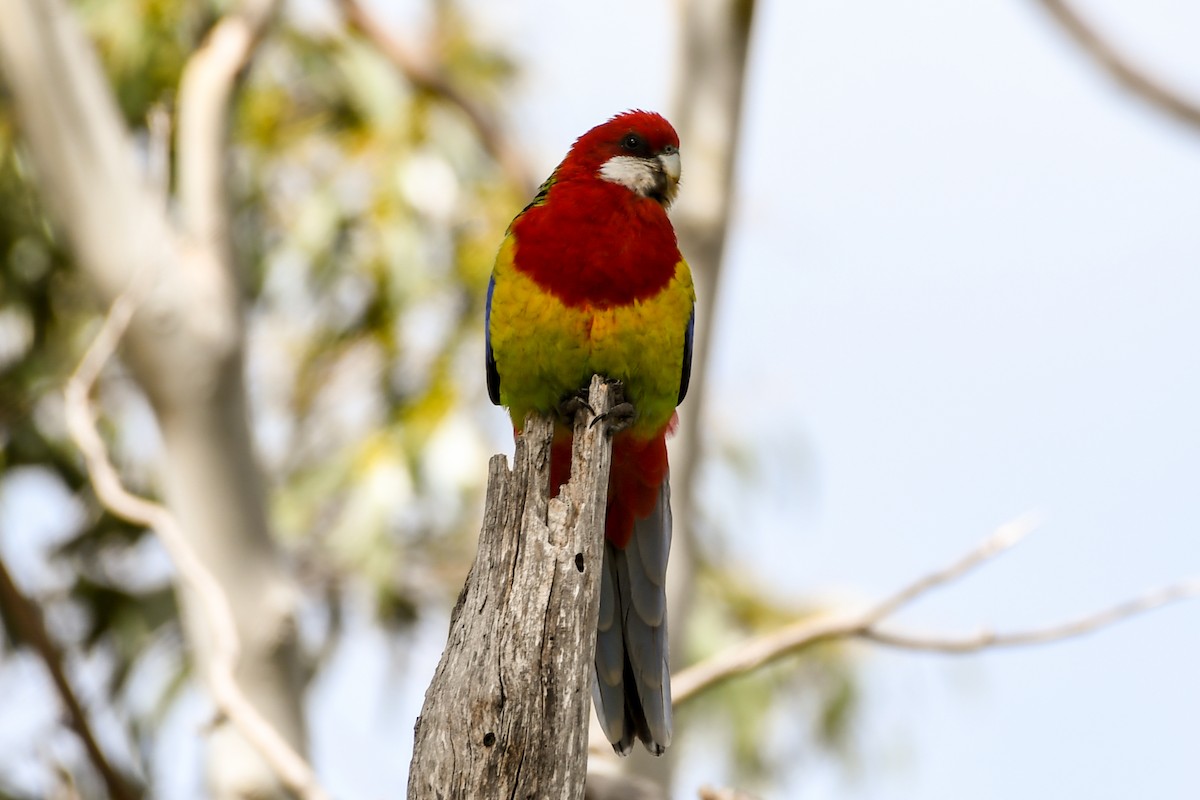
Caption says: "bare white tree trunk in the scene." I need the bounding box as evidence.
[668,0,757,666]
[613,0,760,791]
[0,2,307,797]
[409,377,617,799]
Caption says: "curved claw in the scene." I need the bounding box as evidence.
[590,401,637,435]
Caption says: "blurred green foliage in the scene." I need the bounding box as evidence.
[1,0,521,793]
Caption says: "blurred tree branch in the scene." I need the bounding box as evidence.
[863,578,1200,653]
[1034,0,1200,131]
[63,290,331,800]
[669,0,758,586]
[337,0,537,196]
[672,515,1200,704]
[0,558,143,800]
[177,0,279,246]
[0,0,313,796]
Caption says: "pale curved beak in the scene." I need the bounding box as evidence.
[658,150,681,185]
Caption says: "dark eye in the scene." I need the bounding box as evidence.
[621,133,644,152]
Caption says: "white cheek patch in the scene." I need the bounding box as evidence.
[599,155,658,196]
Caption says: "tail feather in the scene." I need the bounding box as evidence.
[633,488,672,586]
[591,663,631,753]
[624,492,671,626]
[595,554,624,686]
[593,477,674,756]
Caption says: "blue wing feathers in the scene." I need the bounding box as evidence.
[677,310,694,405]
[485,274,501,405]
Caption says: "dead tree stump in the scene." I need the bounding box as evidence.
[408,376,617,799]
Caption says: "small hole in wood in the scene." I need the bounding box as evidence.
[483,731,496,747]
[575,553,584,572]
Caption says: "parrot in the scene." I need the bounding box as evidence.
[485,110,695,756]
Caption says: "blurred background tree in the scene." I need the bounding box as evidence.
[0,0,535,796]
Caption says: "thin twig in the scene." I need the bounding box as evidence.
[4,1,320,793]
[1034,0,1200,131]
[64,304,330,800]
[858,514,1038,626]
[862,578,1200,653]
[336,0,536,196]
[671,515,1197,705]
[0,559,143,800]
[672,517,1037,703]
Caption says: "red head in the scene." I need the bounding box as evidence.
[556,110,682,207]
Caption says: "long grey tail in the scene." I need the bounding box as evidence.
[592,478,673,756]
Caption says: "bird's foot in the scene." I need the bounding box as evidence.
[588,379,634,435]
[557,389,594,423]
[590,401,636,435]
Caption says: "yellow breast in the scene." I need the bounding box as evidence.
[488,236,695,436]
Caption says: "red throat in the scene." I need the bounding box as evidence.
[509,181,680,308]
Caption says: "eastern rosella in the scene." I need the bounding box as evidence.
[485,110,694,756]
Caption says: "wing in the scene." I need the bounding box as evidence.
[487,168,560,406]
[485,273,501,405]
[677,309,694,405]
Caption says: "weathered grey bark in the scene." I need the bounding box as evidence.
[0,2,308,798]
[409,377,617,800]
